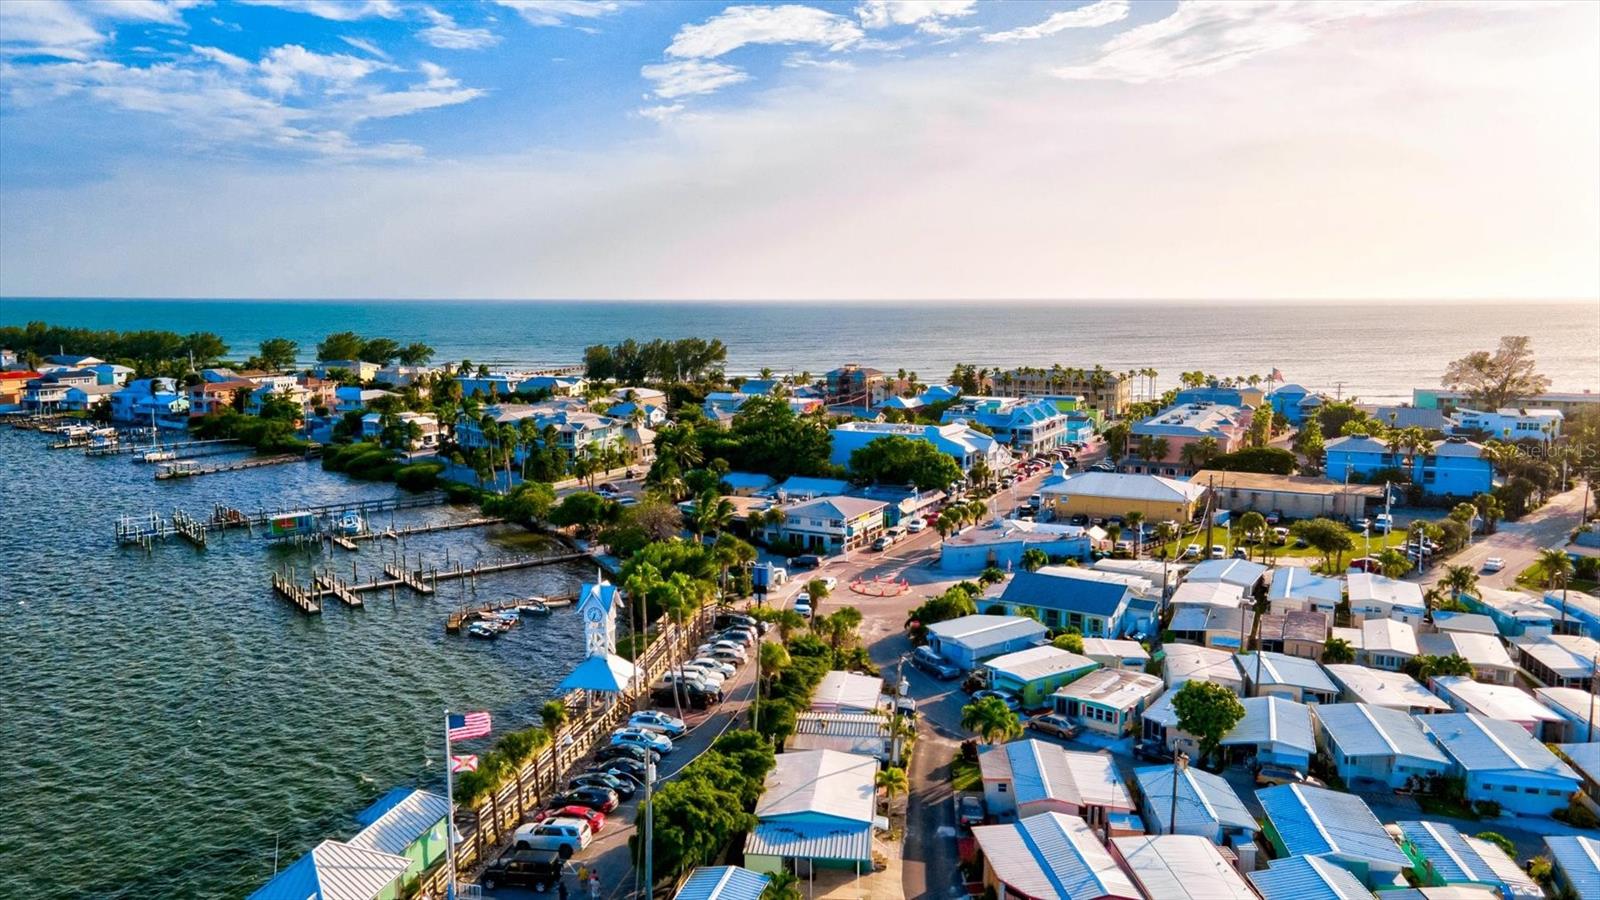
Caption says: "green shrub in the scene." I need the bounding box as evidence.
[394,461,445,492]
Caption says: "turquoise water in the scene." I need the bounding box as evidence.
[3,298,1596,403]
[0,427,592,898]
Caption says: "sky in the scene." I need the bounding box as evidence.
[0,0,1596,302]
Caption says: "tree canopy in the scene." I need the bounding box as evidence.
[583,337,727,383]
[1442,336,1551,411]
[1203,447,1297,475]
[1171,679,1245,765]
[847,435,964,491]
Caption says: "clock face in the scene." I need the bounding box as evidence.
[586,605,604,622]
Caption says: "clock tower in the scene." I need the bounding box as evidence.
[577,581,618,658]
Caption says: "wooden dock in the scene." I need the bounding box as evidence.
[382,563,436,595]
[330,534,359,551]
[86,438,240,458]
[114,493,454,546]
[154,453,308,480]
[428,551,589,583]
[353,517,507,542]
[445,594,577,633]
[271,571,322,614]
[313,571,364,607]
[172,509,208,548]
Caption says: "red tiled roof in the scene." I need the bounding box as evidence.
[1,371,42,381]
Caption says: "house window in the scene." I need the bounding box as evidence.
[998,784,1007,793]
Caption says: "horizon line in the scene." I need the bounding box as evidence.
[3,296,1597,305]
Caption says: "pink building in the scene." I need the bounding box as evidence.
[1127,402,1251,475]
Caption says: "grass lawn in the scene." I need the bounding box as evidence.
[951,753,982,792]
[1515,560,1600,594]
[1149,529,1411,565]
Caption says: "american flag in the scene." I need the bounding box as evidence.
[451,754,479,773]
[447,711,491,741]
[1269,368,1285,382]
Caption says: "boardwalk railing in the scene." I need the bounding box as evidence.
[411,608,711,900]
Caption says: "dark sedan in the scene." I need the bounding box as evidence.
[571,771,636,799]
[551,786,619,814]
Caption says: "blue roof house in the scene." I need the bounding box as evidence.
[673,867,771,900]
[1545,835,1600,900]
[1134,764,1259,844]
[743,749,877,874]
[990,569,1134,637]
[1395,821,1544,900]
[1269,385,1323,425]
[1257,783,1410,887]
[1249,855,1372,900]
[1312,703,1449,789]
[1420,712,1581,816]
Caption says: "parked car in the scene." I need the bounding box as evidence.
[1483,557,1505,573]
[872,534,896,551]
[895,696,918,718]
[480,848,565,891]
[628,710,687,737]
[1182,543,1203,559]
[957,795,986,828]
[651,681,719,710]
[1374,513,1395,533]
[571,771,636,799]
[972,689,1021,712]
[813,576,838,592]
[551,786,619,814]
[1232,548,1248,559]
[715,611,763,632]
[538,804,608,833]
[1256,766,1323,788]
[1265,511,1282,525]
[1271,526,1290,544]
[1027,713,1082,739]
[1133,739,1173,763]
[513,819,592,857]
[690,657,737,678]
[701,646,747,666]
[912,645,960,679]
[1210,544,1227,559]
[677,664,726,688]
[794,600,813,618]
[589,757,648,785]
[904,517,928,533]
[611,727,674,755]
[595,742,660,766]
[788,554,823,569]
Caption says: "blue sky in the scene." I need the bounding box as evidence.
[0,1,1596,300]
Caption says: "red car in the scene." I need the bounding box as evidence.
[538,805,606,834]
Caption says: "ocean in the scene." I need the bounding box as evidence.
[3,298,1597,403]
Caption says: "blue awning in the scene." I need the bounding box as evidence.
[558,653,637,694]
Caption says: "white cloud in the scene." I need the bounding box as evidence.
[784,52,855,71]
[491,0,621,27]
[856,0,975,31]
[666,5,863,59]
[190,44,251,73]
[258,45,384,96]
[338,36,391,61]
[419,7,500,50]
[237,0,402,22]
[637,103,685,123]
[982,0,1129,43]
[0,0,191,61]
[1053,1,1407,82]
[641,59,750,99]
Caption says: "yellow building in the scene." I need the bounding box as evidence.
[1039,471,1207,523]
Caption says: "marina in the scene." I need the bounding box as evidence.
[153,452,313,480]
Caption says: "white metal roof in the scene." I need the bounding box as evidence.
[1039,470,1207,502]
[1535,685,1599,724]
[1432,677,1561,725]
[1053,667,1164,711]
[809,671,886,715]
[755,749,877,824]
[1347,572,1424,609]
[1360,618,1419,656]
[1163,643,1244,690]
[1314,702,1449,764]
[1514,634,1600,679]
[1420,713,1580,781]
[1221,696,1316,754]
[1169,580,1246,609]
[925,614,1047,648]
[983,645,1097,683]
[247,840,411,900]
[1249,855,1371,900]
[1080,637,1150,662]
[346,789,447,856]
[979,739,1133,811]
[1113,835,1257,900]
[1269,568,1346,603]
[972,811,1140,900]
[1257,783,1409,868]
[1237,651,1337,695]
[1324,665,1449,712]
[1133,765,1258,836]
[1184,558,1269,588]
[1416,632,1514,669]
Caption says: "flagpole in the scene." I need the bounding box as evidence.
[444,709,458,900]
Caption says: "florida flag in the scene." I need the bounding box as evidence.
[447,711,492,741]
[451,754,479,773]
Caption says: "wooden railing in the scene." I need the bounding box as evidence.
[410,609,709,899]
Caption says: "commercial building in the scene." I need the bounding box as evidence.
[938,519,1094,573]
[1194,469,1386,522]
[1125,402,1251,476]
[923,615,1048,671]
[982,646,1099,710]
[346,788,450,885]
[1049,668,1164,737]
[1257,783,1411,887]
[978,739,1137,830]
[1421,713,1582,816]
[744,749,878,875]
[761,495,887,555]
[828,421,1010,473]
[248,840,412,900]
[1312,702,1450,789]
[970,812,1141,900]
[1037,471,1208,523]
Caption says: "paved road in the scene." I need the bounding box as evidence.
[1418,481,1591,590]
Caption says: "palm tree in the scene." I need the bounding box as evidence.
[1125,511,1146,558]
[692,489,735,541]
[1180,437,1219,470]
[1473,492,1504,534]
[539,699,569,766]
[1237,511,1267,562]
[1442,564,1479,601]
[1323,636,1355,664]
[960,697,1023,744]
[1538,547,1575,627]
[1422,585,1447,623]
[875,766,909,812]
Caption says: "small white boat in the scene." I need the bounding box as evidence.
[335,511,366,536]
[144,450,177,463]
[466,622,499,640]
[518,599,551,617]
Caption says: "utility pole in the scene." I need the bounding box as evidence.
[1588,652,1596,743]
[1168,751,1188,835]
[642,758,655,899]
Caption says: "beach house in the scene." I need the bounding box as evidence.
[1420,713,1581,816]
[1048,668,1164,737]
[988,568,1135,637]
[939,396,1070,453]
[762,495,886,555]
[1124,402,1250,476]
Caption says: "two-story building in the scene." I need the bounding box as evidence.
[361,412,441,451]
[761,495,886,555]
[1325,434,1494,498]
[994,367,1132,418]
[824,364,889,408]
[110,378,189,429]
[939,397,1071,453]
[1125,402,1250,476]
[1267,384,1324,425]
[829,421,1012,474]
[1451,407,1563,443]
